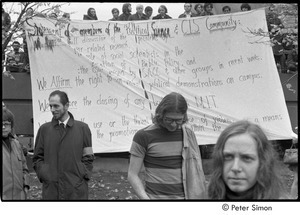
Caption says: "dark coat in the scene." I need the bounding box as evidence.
[128,13,148,21]
[6,50,25,72]
[109,17,118,21]
[33,112,94,200]
[83,8,98,20]
[203,11,214,16]
[83,14,97,20]
[178,12,197,18]
[118,3,131,21]
[152,14,172,20]
[118,13,131,21]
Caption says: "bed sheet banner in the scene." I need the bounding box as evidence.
[24,8,294,153]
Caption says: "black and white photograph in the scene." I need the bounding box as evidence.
[1,2,298,214]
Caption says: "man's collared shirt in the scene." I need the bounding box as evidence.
[185,12,192,18]
[58,115,70,128]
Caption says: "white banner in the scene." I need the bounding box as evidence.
[24,8,294,153]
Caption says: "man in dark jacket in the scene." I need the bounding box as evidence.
[128,4,147,21]
[33,90,94,200]
[6,41,25,73]
[178,3,196,18]
[118,3,132,21]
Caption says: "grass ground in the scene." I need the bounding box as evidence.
[26,160,296,200]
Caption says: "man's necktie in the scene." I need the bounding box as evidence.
[59,123,65,134]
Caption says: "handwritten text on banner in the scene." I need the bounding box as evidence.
[24,9,294,153]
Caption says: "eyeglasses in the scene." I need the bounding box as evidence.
[3,122,12,127]
[163,117,184,125]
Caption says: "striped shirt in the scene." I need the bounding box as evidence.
[130,124,184,199]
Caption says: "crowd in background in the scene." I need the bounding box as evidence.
[266,4,298,73]
[2,3,298,74]
[82,3,251,21]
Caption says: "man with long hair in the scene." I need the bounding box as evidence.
[118,3,132,21]
[128,92,206,199]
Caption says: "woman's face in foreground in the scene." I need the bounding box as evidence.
[222,133,259,194]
